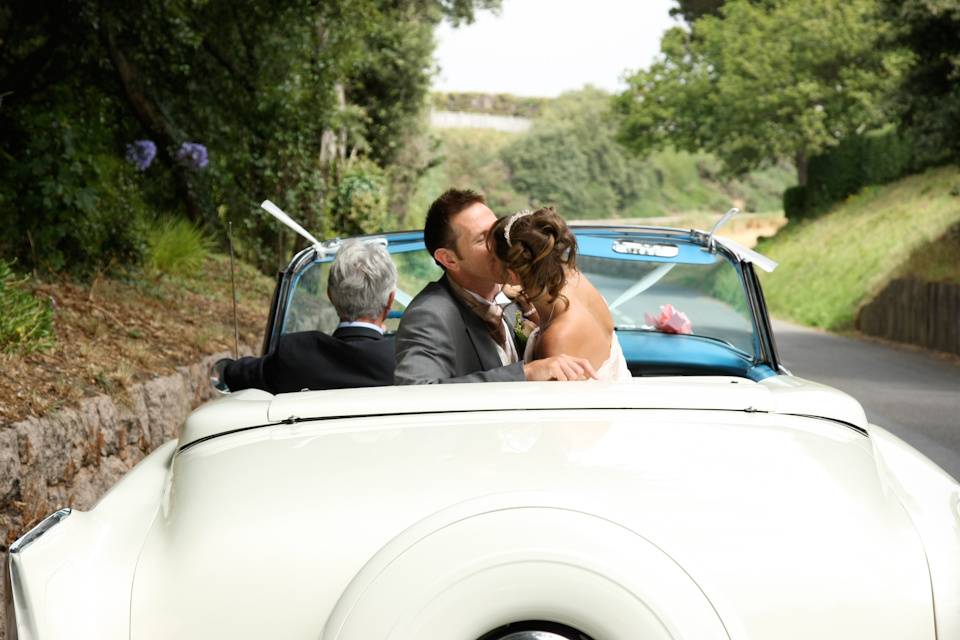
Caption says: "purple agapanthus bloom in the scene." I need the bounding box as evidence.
[125,140,157,171]
[176,142,209,170]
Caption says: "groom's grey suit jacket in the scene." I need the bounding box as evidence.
[394,275,526,385]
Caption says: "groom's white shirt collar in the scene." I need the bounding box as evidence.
[464,287,511,307]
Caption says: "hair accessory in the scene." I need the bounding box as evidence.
[504,209,533,247]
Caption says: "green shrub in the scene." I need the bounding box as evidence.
[783,185,809,220]
[803,127,919,215]
[0,260,54,354]
[145,217,212,277]
[0,93,150,275]
[328,159,389,236]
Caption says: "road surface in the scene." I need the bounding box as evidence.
[773,320,960,481]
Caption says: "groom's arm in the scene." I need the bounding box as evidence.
[394,298,524,385]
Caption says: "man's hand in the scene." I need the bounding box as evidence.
[211,357,234,393]
[523,354,598,381]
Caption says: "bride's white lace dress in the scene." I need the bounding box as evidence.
[523,328,632,382]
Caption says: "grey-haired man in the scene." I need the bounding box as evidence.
[222,240,397,393]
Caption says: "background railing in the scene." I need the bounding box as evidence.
[857,279,960,356]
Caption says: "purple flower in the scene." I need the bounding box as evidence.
[176,142,209,170]
[125,140,157,171]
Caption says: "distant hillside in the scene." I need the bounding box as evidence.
[430,110,531,133]
[757,165,960,329]
[412,89,794,224]
[430,92,549,118]
[407,127,794,226]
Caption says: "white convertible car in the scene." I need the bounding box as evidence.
[7,222,960,640]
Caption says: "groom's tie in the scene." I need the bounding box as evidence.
[447,278,510,348]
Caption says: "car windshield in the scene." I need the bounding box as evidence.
[280,231,760,362]
[577,254,756,357]
[283,248,441,335]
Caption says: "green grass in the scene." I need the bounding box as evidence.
[896,222,960,284]
[0,259,54,354]
[757,165,960,330]
[145,217,212,277]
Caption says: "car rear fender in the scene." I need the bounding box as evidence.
[5,439,177,640]
[868,423,960,639]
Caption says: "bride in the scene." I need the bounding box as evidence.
[488,207,631,382]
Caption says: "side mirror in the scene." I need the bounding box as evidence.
[210,358,232,394]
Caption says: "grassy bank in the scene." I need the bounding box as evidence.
[758,165,960,329]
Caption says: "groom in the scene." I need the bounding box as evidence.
[394,188,597,384]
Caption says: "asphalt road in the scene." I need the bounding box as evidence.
[773,320,960,481]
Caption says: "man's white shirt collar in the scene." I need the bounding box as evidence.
[337,321,385,335]
[464,287,511,307]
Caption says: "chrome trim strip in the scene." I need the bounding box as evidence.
[9,508,72,555]
[4,551,19,640]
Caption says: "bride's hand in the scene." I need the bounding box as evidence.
[524,354,598,381]
[501,284,524,299]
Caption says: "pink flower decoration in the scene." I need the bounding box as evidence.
[645,304,693,335]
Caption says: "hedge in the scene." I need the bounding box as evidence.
[785,127,919,220]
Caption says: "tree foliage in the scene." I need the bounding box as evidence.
[669,0,726,23]
[0,0,498,273]
[440,88,792,219]
[328,159,389,237]
[615,0,910,185]
[502,88,644,216]
[884,0,960,163]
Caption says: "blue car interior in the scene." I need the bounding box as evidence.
[280,229,779,381]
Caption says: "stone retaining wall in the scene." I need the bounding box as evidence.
[0,351,234,638]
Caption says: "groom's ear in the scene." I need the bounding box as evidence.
[434,247,458,272]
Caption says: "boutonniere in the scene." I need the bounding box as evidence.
[513,309,536,351]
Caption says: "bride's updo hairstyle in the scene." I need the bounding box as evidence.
[489,206,577,306]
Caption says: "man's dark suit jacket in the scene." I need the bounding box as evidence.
[394,275,525,385]
[224,326,394,394]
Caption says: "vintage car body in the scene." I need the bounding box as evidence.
[7,225,960,640]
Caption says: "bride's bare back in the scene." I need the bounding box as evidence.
[535,270,614,369]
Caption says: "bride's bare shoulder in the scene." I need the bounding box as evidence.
[569,271,614,333]
[539,306,609,362]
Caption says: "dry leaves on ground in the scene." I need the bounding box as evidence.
[0,255,274,425]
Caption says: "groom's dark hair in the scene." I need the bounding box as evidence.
[424,188,485,268]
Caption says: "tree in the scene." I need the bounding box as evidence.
[0,0,499,272]
[669,0,726,23]
[615,0,910,185]
[884,0,960,162]
[502,88,646,217]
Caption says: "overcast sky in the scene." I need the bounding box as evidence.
[433,0,678,97]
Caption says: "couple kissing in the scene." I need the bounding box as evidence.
[394,188,631,384]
